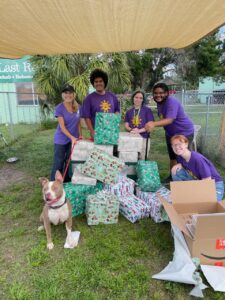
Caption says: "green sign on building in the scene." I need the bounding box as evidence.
[0,56,34,83]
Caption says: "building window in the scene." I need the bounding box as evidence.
[16,82,39,105]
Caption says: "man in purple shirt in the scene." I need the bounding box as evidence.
[145,83,194,177]
[171,134,224,201]
[82,69,120,139]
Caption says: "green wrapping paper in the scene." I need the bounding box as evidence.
[64,182,103,217]
[78,148,125,184]
[94,112,121,145]
[136,160,161,192]
[86,191,119,225]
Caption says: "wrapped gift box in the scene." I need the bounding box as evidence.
[86,191,119,225]
[71,140,113,161]
[72,168,97,186]
[95,145,114,155]
[71,140,94,161]
[136,186,171,223]
[118,132,143,152]
[94,113,121,145]
[118,151,138,163]
[103,174,135,197]
[64,182,103,217]
[119,194,150,223]
[136,160,161,192]
[78,148,124,184]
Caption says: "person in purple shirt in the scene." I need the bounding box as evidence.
[124,90,154,159]
[171,134,224,201]
[50,84,82,182]
[145,83,194,179]
[82,69,120,139]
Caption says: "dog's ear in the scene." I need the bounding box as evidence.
[55,170,63,183]
[39,177,49,186]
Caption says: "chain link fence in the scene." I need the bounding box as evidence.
[1,90,225,162]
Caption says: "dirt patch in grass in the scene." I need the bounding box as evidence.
[0,164,29,190]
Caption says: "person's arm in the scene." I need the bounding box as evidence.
[171,163,183,176]
[124,122,132,132]
[78,120,85,139]
[145,118,173,132]
[58,116,77,145]
[85,118,95,139]
[114,94,120,113]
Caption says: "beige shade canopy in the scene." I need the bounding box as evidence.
[1,0,225,58]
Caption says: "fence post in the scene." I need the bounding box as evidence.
[6,92,15,141]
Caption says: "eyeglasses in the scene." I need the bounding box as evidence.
[153,91,166,95]
[171,143,185,148]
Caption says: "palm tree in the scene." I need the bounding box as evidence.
[30,53,131,107]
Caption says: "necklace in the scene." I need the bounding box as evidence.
[132,107,141,128]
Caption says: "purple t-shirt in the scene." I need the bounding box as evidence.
[82,91,120,127]
[54,103,80,144]
[157,96,194,137]
[125,106,154,138]
[177,151,222,182]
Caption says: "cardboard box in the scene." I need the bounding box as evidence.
[160,180,225,266]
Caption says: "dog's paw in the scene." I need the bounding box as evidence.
[38,225,44,232]
[47,242,54,250]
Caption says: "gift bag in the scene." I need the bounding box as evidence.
[136,160,161,192]
[94,112,121,145]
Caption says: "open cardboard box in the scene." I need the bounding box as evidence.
[160,180,225,266]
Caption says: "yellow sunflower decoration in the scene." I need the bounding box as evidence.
[100,100,111,112]
[132,115,142,127]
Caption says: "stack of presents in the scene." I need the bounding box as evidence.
[64,112,172,225]
[64,112,225,293]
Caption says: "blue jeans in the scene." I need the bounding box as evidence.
[50,142,71,182]
[172,168,224,201]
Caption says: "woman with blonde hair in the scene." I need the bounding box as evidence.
[50,84,82,182]
[170,134,224,201]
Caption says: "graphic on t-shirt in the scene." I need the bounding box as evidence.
[100,100,111,112]
[132,115,142,127]
[187,169,198,180]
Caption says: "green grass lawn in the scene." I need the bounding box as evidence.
[0,127,224,300]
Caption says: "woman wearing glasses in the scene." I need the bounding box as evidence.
[170,134,224,201]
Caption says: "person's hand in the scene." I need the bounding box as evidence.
[79,135,85,140]
[90,130,95,140]
[145,121,155,132]
[171,163,183,176]
[130,128,139,134]
[70,136,77,145]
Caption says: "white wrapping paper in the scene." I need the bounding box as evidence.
[72,168,97,185]
[119,151,138,163]
[71,140,113,161]
[118,132,143,152]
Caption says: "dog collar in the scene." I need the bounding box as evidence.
[48,198,67,210]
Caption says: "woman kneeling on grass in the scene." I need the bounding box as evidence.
[170,134,224,201]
